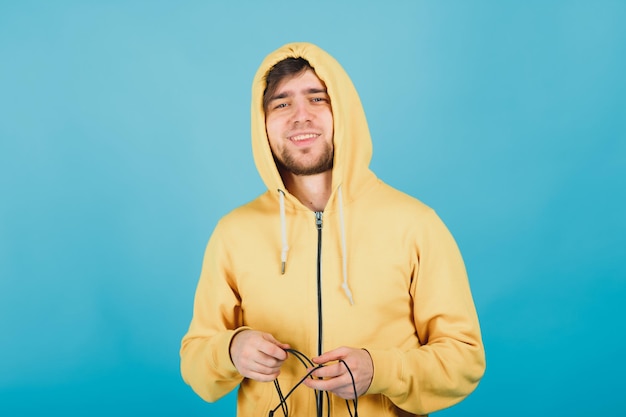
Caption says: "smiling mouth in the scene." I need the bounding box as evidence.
[289,133,319,142]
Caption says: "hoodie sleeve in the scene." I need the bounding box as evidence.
[179,222,248,402]
[365,209,486,414]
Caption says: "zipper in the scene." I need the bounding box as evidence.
[315,211,323,356]
[314,211,324,417]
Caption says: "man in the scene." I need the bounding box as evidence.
[180,42,485,416]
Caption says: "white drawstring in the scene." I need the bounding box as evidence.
[278,189,289,274]
[278,187,353,304]
[338,186,354,305]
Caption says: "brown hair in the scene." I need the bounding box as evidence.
[262,57,314,112]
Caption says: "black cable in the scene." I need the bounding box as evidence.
[269,348,358,417]
[285,348,315,367]
[339,359,358,417]
[273,379,288,416]
[269,364,324,416]
[285,348,330,417]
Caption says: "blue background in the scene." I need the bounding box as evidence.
[1,1,625,415]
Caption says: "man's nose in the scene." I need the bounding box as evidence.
[292,100,312,124]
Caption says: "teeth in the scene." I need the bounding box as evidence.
[291,134,318,141]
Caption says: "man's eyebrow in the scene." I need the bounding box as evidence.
[306,88,328,95]
[269,92,290,102]
[269,88,328,102]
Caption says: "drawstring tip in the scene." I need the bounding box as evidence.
[342,283,354,305]
[281,261,285,275]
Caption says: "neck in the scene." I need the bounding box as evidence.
[280,170,332,212]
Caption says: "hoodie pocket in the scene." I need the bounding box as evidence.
[348,393,395,416]
[237,380,275,416]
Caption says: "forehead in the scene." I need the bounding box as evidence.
[274,69,327,93]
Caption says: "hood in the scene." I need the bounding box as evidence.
[250,42,376,207]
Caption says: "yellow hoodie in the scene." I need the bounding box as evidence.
[180,42,485,416]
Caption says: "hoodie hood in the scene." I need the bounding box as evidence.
[251,42,376,206]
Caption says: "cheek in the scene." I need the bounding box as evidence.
[265,123,285,155]
[265,119,279,142]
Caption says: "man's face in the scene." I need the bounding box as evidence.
[265,69,334,176]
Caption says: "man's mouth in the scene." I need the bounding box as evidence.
[289,133,319,142]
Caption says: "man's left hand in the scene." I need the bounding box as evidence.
[303,347,373,399]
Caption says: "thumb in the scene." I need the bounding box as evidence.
[263,332,290,350]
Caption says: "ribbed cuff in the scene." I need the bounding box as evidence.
[364,348,402,396]
[212,326,251,374]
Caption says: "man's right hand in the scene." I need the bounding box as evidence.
[229,330,290,381]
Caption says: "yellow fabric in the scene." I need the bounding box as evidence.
[180,42,485,416]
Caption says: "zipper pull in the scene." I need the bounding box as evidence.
[315,211,323,230]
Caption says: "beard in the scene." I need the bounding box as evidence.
[273,143,334,176]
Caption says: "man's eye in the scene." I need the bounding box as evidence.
[312,97,327,103]
[274,103,288,109]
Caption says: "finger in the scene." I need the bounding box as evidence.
[246,348,286,371]
[258,341,288,362]
[247,358,283,376]
[260,334,290,360]
[245,369,281,382]
[311,346,350,364]
[310,363,343,379]
[262,332,289,348]
[264,333,290,346]
[238,353,284,380]
[304,373,352,396]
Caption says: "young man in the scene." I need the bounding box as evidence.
[180,42,485,416]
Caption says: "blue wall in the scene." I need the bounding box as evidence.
[1,1,624,415]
